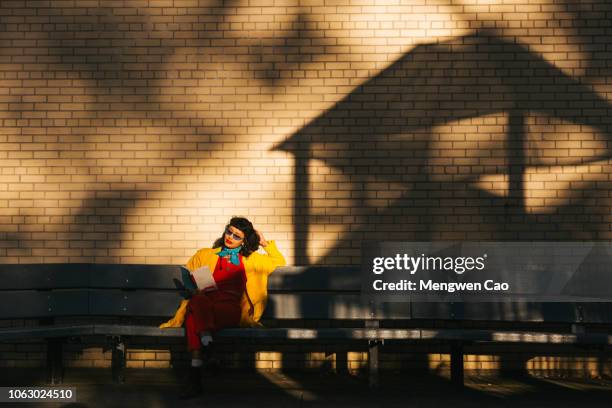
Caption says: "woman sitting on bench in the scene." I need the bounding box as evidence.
[162,216,286,398]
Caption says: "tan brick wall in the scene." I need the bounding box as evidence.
[0,1,609,265]
[1,0,611,375]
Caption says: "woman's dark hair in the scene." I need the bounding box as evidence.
[213,216,260,257]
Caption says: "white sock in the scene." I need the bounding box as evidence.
[191,358,203,368]
[200,332,213,346]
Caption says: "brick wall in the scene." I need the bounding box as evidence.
[0,0,610,266]
[1,0,611,374]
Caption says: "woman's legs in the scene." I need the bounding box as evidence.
[186,292,241,352]
[180,293,242,398]
[180,312,205,399]
[187,293,215,345]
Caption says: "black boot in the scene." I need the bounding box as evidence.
[202,344,220,375]
[179,366,202,399]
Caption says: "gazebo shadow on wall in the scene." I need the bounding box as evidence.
[273,30,612,328]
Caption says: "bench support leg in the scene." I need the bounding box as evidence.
[450,341,464,389]
[368,340,380,389]
[336,351,349,375]
[46,338,63,385]
[111,336,126,383]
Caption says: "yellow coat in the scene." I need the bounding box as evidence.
[160,241,286,329]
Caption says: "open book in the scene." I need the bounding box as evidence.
[180,265,217,294]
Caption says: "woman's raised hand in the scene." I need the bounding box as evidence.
[256,230,268,248]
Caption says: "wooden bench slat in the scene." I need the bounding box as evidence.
[2,324,609,345]
[89,264,183,289]
[88,265,361,291]
[0,291,50,318]
[88,290,184,317]
[0,290,89,318]
[5,289,611,323]
[267,266,361,291]
[92,324,184,337]
[264,294,412,319]
[49,290,90,317]
[0,325,95,340]
[87,291,374,319]
[410,302,612,323]
[217,328,385,339]
[0,264,89,290]
[264,293,366,319]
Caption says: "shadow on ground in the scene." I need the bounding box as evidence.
[1,368,611,408]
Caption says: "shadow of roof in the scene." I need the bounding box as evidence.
[275,29,612,167]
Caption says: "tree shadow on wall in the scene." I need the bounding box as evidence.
[274,29,612,323]
[248,11,337,85]
[0,1,339,263]
[0,1,248,262]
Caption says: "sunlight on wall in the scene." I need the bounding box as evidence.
[527,355,611,378]
[0,1,609,264]
[473,160,612,216]
[428,352,451,373]
[523,159,611,214]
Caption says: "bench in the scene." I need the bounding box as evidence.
[0,264,610,387]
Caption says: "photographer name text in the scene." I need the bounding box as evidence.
[372,279,510,292]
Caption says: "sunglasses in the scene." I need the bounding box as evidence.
[225,228,244,241]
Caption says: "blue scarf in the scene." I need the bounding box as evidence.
[216,246,242,265]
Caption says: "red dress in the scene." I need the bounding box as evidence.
[184,254,246,351]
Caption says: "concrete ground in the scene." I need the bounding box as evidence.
[1,368,611,408]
